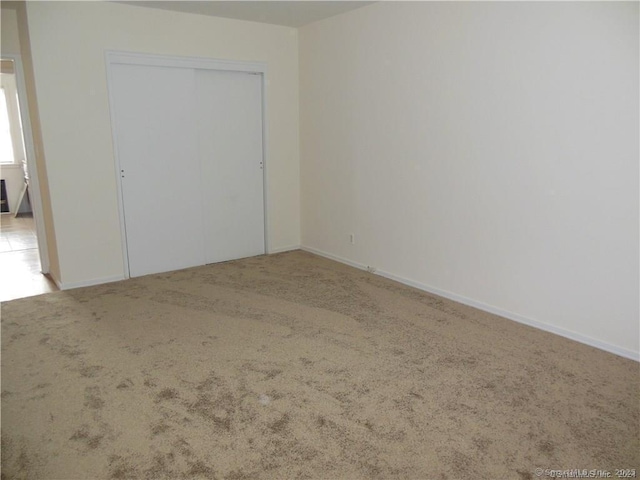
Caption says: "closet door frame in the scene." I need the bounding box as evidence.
[105,51,269,279]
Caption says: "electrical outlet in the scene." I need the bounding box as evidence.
[349,233,355,245]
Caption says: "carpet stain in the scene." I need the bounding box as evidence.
[70,425,104,450]
[187,460,216,478]
[84,387,105,410]
[150,422,170,437]
[225,469,253,480]
[156,388,179,402]
[79,365,104,378]
[58,344,85,358]
[143,453,176,479]
[173,437,194,458]
[116,378,134,389]
[538,440,556,456]
[268,413,290,434]
[143,378,157,388]
[195,372,221,392]
[517,470,534,480]
[108,455,139,480]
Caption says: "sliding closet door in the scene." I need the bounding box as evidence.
[195,70,265,264]
[110,64,205,277]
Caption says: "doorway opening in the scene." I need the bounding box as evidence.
[0,57,56,301]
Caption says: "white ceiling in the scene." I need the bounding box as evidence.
[118,1,375,28]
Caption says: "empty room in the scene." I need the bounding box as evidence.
[1,1,638,479]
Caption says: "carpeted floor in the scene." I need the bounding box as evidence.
[1,250,638,479]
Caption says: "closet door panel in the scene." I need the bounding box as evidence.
[111,64,205,277]
[195,70,265,264]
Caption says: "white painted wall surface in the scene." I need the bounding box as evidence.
[1,8,21,55]
[300,2,639,357]
[24,1,300,286]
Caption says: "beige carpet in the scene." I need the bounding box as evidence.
[1,250,638,479]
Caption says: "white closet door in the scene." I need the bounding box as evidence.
[195,70,265,264]
[111,64,205,277]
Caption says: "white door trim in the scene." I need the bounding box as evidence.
[105,51,269,278]
[2,54,50,274]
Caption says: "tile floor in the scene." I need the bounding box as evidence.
[0,213,58,302]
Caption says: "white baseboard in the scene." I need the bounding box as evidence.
[269,245,301,254]
[54,248,304,291]
[301,246,368,271]
[57,274,125,291]
[49,271,63,290]
[301,245,639,362]
[55,249,300,290]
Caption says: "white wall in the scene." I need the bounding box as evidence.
[25,1,300,286]
[1,8,21,55]
[300,2,639,358]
